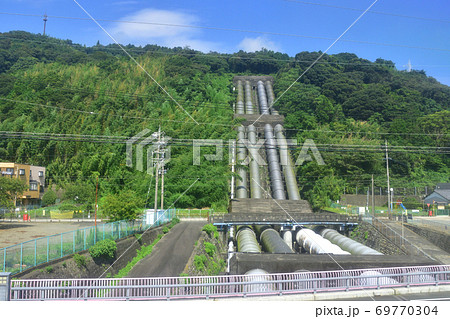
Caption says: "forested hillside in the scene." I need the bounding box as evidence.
[0,31,448,211]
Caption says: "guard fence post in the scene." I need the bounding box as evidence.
[0,272,11,301]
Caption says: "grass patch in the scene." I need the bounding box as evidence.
[114,217,180,278]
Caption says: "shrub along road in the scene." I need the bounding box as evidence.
[126,221,206,277]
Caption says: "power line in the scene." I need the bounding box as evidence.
[3,34,450,69]
[1,131,448,154]
[0,97,235,127]
[1,96,447,143]
[1,12,450,53]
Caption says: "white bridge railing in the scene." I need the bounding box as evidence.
[10,265,450,301]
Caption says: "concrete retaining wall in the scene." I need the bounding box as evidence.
[404,224,450,254]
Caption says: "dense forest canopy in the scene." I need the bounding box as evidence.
[0,31,448,211]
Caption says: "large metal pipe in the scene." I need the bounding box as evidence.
[236,226,261,253]
[274,124,301,200]
[243,269,273,292]
[244,80,255,114]
[247,125,262,199]
[264,124,286,200]
[236,80,245,114]
[257,80,270,114]
[296,228,350,255]
[282,229,293,250]
[236,126,248,198]
[318,228,383,255]
[259,228,294,254]
[265,81,278,115]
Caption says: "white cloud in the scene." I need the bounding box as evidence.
[238,36,280,52]
[110,8,220,52]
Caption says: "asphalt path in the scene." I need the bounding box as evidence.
[126,221,206,278]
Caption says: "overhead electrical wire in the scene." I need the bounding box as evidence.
[0,131,448,155]
[0,11,450,53]
[0,96,447,142]
[3,34,449,69]
[0,97,235,127]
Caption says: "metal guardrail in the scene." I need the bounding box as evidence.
[9,265,450,301]
[0,209,176,275]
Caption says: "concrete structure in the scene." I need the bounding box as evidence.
[229,253,434,274]
[0,162,45,206]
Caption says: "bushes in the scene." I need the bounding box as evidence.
[89,239,117,259]
[194,255,207,272]
[202,224,219,239]
[73,253,86,268]
[41,190,57,206]
[204,242,216,257]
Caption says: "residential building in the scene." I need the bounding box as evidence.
[0,162,46,206]
[423,183,450,207]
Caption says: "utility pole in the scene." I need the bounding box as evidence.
[43,14,48,36]
[153,126,161,215]
[153,126,168,215]
[385,140,391,220]
[230,140,236,199]
[160,152,165,212]
[371,174,375,216]
[94,175,99,241]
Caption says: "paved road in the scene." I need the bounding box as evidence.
[126,221,206,278]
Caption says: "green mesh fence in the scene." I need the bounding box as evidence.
[1,209,176,275]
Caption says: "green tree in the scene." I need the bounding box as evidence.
[102,190,143,221]
[0,177,27,208]
[63,182,95,204]
[41,189,57,206]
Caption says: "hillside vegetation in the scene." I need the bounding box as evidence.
[0,31,448,211]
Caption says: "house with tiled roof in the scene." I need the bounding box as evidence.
[424,183,450,206]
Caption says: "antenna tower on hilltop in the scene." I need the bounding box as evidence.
[43,14,48,36]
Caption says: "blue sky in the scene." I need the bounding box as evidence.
[1,0,450,85]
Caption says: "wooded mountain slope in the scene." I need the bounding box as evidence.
[0,31,448,210]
